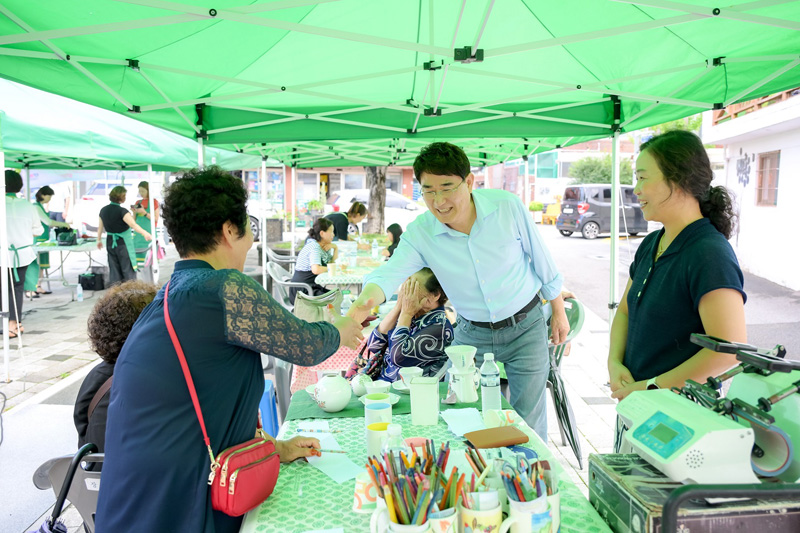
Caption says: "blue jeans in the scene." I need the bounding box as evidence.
[454,303,550,440]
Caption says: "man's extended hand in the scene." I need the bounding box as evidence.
[346,297,375,325]
[333,315,365,349]
[549,305,570,345]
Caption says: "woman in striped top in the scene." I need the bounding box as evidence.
[290,217,338,304]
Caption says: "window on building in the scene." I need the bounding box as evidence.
[756,151,780,206]
[344,173,365,189]
[386,173,402,193]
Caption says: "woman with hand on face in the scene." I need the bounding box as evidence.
[95,167,367,533]
[607,130,746,452]
[367,268,454,382]
[289,217,338,304]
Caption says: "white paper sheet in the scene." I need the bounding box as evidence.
[297,421,362,483]
[440,408,486,436]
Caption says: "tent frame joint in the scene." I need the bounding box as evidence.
[126,58,140,71]
[128,105,141,113]
[424,107,442,116]
[454,46,484,64]
[424,60,444,71]
[713,102,724,110]
[712,56,725,67]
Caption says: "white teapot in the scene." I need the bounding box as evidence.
[312,372,352,412]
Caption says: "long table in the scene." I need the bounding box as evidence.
[240,393,611,533]
[33,241,102,298]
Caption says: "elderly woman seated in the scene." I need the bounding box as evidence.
[367,268,454,382]
[73,280,158,453]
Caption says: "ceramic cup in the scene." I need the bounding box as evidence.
[365,402,392,428]
[366,380,392,395]
[371,498,432,533]
[458,502,502,533]
[353,471,380,514]
[444,345,477,370]
[428,507,458,533]
[352,373,374,396]
[364,392,391,405]
[366,422,391,457]
[328,262,337,276]
[499,494,556,533]
[398,366,423,385]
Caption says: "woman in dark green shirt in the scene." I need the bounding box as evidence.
[608,131,747,450]
[324,201,366,241]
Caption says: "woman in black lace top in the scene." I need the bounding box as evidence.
[96,167,368,533]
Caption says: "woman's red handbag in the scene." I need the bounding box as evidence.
[164,280,280,516]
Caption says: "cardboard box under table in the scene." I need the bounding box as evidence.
[589,453,800,533]
[239,385,611,533]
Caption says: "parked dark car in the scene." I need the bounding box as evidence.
[556,184,647,239]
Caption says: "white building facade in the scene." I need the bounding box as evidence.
[702,90,800,290]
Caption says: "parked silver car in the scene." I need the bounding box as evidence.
[556,184,648,239]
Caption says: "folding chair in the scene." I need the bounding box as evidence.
[266,262,313,313]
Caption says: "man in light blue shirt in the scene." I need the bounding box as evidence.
[350,142,569,439]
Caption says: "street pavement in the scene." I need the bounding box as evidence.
[2,222,798,532]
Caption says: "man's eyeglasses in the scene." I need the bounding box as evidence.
[421,180,464,200]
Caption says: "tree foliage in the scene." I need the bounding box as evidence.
[648,113,702,135]
[568,155,633,185]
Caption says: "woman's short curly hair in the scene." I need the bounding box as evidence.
[87,280,158,364]
[161,166,249,257]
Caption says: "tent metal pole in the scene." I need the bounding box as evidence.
[1,149,10,382]
[261,157,268,291]
[291,165,297,257]
[147,164,158,284]
[24,165,30,201]
[609,130,621,325]
[524,156,530,208]
[197,137,205,167]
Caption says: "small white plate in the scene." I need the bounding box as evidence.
[359,393,400,405]
[391,380,410,395]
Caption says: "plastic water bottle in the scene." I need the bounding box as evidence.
[480,353,502,419]
[382,424,410,468]
[340,290,352,315]
[49,227,56,242]
[76,284,84,302]
[371,239,379,260]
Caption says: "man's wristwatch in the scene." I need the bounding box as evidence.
[646,376,660,390]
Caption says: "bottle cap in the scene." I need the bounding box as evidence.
[485,352,495,361]
[387,423,402,436]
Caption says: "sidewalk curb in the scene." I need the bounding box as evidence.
[9,361,94,413]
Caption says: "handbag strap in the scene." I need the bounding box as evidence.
[163,280,219,472]
[87,376,113,422]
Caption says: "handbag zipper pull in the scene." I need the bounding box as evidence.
[228,471,238,495]
[207,445,220,486]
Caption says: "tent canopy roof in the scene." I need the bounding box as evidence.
[0,78,271,171]
[1,0,799,167]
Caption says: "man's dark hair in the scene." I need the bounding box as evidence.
[109,186,127,204]
[413,142,471,183]
[161,166,249,257]
[307,217,333,241]
[5,170,23,193]
[87,280,158,364]
[36,185,55,202]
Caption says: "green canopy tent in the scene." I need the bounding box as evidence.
[1,0,799,376]
[0,77,270,381]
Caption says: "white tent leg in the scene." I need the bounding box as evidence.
[197,137,205,167]
[261,157,268,291]
[291,165,296,257]
[524,156,530,207]
[147,164,159,284]
[24,165,31,201]
[1,149,10,382]
[609,131,621,325]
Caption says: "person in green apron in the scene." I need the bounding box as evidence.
[25,185,71,298]
[4,170,45,337]
[131,181,160,283]
[97,186,152,286]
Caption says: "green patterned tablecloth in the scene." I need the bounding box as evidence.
[240,413,611,533]
[286,382,512,421]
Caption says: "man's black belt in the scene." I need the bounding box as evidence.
[467,295,541,330]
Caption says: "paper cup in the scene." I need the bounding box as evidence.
[328,262,337,276]
[499,496,552,533]
[366,422,390,457]
[353,471,380,514]
[364,392,391,405]
[398,366,423,385]
[428,507,458,533]
[458,502,502,533]
[409,376,438,426]
[365,402,392,428]
[366,380,391,395]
